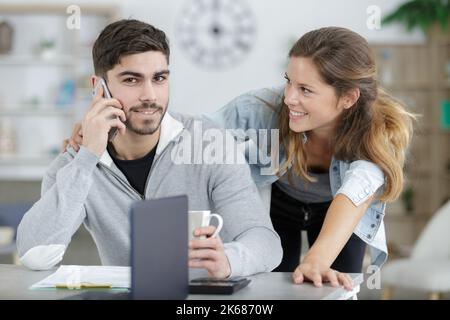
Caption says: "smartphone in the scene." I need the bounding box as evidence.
[189,277,251,295]
[93,78,119,142]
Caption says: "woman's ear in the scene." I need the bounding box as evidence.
[341,88,360,110]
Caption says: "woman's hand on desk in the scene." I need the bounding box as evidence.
[188,226,231,279]
[292,259,353,291]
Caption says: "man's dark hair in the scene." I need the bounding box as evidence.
[92,19,170,78]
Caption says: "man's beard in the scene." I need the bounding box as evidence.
[124,101,167,135]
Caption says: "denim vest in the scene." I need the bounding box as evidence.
[204,86,388,267]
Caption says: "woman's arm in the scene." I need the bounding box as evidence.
[293,194,373,290]
[204,87,283,132]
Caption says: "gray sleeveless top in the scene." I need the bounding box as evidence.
[275,168,333,204]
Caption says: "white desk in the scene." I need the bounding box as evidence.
[0,264,363,300]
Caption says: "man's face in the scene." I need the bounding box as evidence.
[104,51,169,135]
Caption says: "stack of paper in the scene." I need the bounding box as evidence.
[30,265,131,290]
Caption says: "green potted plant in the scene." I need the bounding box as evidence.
[401,187,415,213]
[37,39,56,60]
[382,0,450,33]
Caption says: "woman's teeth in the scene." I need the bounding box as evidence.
[290,110,308,116]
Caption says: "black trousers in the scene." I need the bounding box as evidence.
[270,183,367,273]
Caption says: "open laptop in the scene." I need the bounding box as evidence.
[66,195,189,300]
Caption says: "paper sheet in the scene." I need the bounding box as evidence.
[30,265,131,289]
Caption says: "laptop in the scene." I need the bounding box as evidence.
[130,195,188,299]
[65,195,189,300]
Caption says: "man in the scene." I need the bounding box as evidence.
[16,19,282,279]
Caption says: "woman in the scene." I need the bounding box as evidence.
[206,27,414,287]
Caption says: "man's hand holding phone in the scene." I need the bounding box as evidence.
[81,81,126,157]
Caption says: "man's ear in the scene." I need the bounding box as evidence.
[341,88,360,110]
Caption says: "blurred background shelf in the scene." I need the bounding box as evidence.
[0,55,75,66]
[0,156,57,181]
[371,25,450,250]
[0,108,75,117]
[0,166,50,181]
[0,3,118,183]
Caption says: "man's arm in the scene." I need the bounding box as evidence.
[16,147,99,270]
[18,81,126,271]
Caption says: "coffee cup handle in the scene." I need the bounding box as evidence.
[210,214,223,238]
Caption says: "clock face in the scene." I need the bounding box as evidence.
[176,0,257,70]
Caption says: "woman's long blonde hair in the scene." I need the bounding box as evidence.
[279,27,415,202]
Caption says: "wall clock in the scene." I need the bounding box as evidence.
[176,0,257,70]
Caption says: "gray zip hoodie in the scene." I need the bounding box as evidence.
[16,112,282,277]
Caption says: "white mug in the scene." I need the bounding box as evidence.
[188,210,223,240]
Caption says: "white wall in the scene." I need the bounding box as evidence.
[2,0,425,117]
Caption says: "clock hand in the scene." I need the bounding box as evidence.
[211,0,222,39]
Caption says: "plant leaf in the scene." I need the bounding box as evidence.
[382,0,450,33]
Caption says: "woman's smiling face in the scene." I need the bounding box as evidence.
[284,56,349,135]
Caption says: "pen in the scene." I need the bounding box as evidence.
[55,283,112,289]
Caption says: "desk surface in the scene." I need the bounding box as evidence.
[0,264,363,300]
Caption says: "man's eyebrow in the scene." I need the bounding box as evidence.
[116,70,170,78]
[117,71,144,78]
[154,70,170,77]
